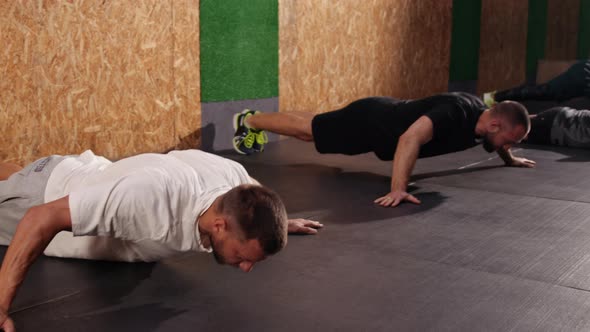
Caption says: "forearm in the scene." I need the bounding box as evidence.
[0,199,70,311]
[496,148,514,165]
[391,136,421,191]
[0,210,51,309]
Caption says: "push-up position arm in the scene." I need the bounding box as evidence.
[374,116,434,207]
[0,196,71,332]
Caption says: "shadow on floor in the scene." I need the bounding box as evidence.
[411,165,504,181]
[519,143,590,162]
[238,162,448,224]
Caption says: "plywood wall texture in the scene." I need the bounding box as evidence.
[0,2,37,163]
[545,0,580,60]
[173,0,201,151]
[0,0,200,164]
[279,0,453,114]
[477,0,528,95]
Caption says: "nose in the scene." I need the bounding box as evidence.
[239,261,254,273]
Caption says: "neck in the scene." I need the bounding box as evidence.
[197,196,223,250]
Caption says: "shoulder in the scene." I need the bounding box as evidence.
[446,92,484,106]
[168,149,251,186]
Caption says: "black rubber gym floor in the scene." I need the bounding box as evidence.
[6,139,590,331]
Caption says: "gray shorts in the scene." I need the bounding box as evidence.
[0,155,67,245]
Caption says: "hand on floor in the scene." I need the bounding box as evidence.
[287,219,324,235]
[374,190,421,207]
[506,157,536,168]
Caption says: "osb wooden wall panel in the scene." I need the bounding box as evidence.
[0,2,37,163]
[173,0,201,151]
[279,0,452,114]
[0,0,200,164]
[545,0,580,60]
[477,0,528,95]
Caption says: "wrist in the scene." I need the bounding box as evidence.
[391,182,407,192]
[0,285,15,312]
[0,301,10,314]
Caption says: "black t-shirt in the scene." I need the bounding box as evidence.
[368,92,485,160]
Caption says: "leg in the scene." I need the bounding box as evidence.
[494,83,553,102]
[246,111,315,141]
[0,163,22,181]
[233,97,392,156]
[495,60,588,102]
[542,60,587,101]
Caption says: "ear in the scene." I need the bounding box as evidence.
[487,118,501,133]
[213,217,228,235]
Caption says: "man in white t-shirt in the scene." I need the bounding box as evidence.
[0,149,322,332]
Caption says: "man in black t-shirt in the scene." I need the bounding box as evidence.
[232,92,535,207]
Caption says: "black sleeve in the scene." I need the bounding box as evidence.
[423,104,465,141]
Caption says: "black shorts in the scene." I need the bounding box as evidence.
[528,107,560,145]
[311,97,404,159]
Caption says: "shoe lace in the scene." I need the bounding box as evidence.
[256,130,268,145]
[243,131,256,148]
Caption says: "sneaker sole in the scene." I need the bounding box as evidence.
[233,109,255,130]
[232,137,249,155]
[232,112,241,131]
[232,109,260,155]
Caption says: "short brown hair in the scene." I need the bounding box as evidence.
[490,101,530,132]
[218,185,288,255]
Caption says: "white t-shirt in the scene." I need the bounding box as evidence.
[43,150,253,262]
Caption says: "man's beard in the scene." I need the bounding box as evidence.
[210,237,226,264]
[482,135,496,152]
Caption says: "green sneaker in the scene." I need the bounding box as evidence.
[232,109,267,155]
[254,130,268,152]
[483,91,496,108]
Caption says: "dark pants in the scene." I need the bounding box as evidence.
[527,107,561,145]
[495,60,590,102]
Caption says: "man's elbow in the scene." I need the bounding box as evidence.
[399,132,424,147]
[22,203,72,239]
[398,132,412,144]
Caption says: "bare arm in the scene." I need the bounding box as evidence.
[0,196,71,330]
[496,147,515,164]
[374,116,434,207]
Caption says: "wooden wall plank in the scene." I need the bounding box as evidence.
[478,0,528,95]
[545,0,580,60]
[279,0,453,114]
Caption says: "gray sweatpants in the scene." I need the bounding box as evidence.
[0,155,66,245]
